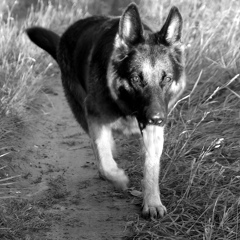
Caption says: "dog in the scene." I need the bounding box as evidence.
[26,3,186,219]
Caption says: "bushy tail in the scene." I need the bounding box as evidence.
[26,27,60,61]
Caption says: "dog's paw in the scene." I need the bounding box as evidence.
[99,168,129,191]
[110,168,129,191]
[142,199,167,219]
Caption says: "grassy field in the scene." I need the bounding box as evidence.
[0,0,89,117]
[0,0,240,239]
[0,1,87,239]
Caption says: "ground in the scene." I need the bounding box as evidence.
[14,69,141,239]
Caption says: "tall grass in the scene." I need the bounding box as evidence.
[0,0,88,117]
[0,0,87,203]
[0,0,87,197]
[126,0,240,239]
[0,1,87,238]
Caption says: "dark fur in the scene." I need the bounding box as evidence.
[26,3,186,218]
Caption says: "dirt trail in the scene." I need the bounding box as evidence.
[17,71,141,239]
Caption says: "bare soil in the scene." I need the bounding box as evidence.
[15,70,142,239]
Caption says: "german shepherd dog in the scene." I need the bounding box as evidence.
[26,3,186,218]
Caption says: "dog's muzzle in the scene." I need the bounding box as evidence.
[147,112,165,126]
[138,112,166,131]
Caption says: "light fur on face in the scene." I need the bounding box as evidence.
[142,59,163,86]
[168,72,186,109]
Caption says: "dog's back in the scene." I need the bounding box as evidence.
[58,17,119,92]
[27,16,123,132]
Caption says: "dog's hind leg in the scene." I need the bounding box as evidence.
[88,118,129,190]
[141,125,167,219]
[61,79,89,133]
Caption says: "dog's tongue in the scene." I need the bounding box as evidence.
[142,125,164,158]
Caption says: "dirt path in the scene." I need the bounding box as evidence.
[16,70,141,239]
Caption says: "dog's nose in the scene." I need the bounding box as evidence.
[147,113,165,126]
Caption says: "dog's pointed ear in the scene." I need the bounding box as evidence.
[158,6,182,45]
[118,3,143,46]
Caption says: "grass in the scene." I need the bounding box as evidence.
[0,176,67,239]
[0,0,87,239]
[0,0,88,176]
[0,0,87,182]
[0,198,50,239]
[0,0,88,117]
[125,0,240,239]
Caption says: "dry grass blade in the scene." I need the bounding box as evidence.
[0,175,21,183]
[204,74,239,103]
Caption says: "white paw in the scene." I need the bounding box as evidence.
[100,168,129,191]
[142,197,167,219]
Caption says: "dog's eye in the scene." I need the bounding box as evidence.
[131,74,146,88]
[131,75,140,83]
[165,76,172,83]
[160,76,172,89]
[163,76,172,85]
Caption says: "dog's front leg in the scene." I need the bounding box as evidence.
[88,119,129,190]
[142,125,167,219]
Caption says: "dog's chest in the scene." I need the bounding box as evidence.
[111,116,141,136]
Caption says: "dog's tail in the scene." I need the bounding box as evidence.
[26,27,60,61]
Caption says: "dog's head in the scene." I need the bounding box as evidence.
[107,3,186,129]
